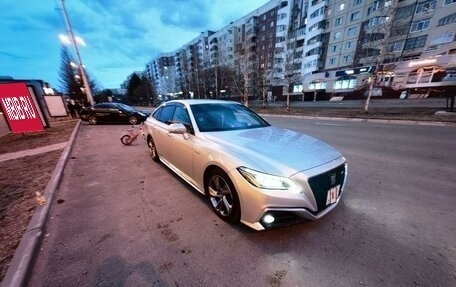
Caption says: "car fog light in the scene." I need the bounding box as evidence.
[263,214,275,224]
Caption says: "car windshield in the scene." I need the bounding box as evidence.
[116,103,136,112]
[190,103,270,132]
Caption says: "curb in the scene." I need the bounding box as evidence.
[260,114,456,127]
[1,120,82,287]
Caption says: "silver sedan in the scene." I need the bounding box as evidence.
[144,99,347,230]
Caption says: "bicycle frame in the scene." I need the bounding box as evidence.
[120,123,145,145]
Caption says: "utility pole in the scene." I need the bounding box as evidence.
[60,0,94,105]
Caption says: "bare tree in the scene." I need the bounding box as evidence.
[258,66,271,109]
[231,55,250,106]
[356,0,399,112]
[274,36,302,111]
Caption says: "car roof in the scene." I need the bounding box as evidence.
[164,99,240,106]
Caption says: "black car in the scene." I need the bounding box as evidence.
[80,102,150,125]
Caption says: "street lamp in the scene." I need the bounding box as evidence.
[59,0,94,105]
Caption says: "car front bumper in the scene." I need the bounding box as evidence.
[230,157,347,231]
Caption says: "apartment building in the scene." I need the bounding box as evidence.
[144,0,456,100]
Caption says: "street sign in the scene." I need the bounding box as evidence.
[0,82,44,133]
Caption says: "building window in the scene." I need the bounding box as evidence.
[276,36,286,43]
[431,31,455,45]
[395,4,415,18]
[343,55,350,63]
[367,16,389,28]
[339,3,345,10]
[345,41,353,49]
[333,31,342,40]
[353,0,362,5]
[277,25,286,32]
[329,58,336,65]
[348,26,357,36]
[387,41,405,52]
[310,7,325,19]
[304,59,318,68]
[444,0,456,4]
[404,35,427,50]
[278,13,287,20]
[274,58,284,64]
[270,21,275,27]
[335,17,343,26]
[331,45,339,52]
[350,11,360,21]
[438,13,456,26]
[309,82,327,90]
[410,19,431,32]
[335,78,356,89]
[416,0,436,14]
[309,23,319,32]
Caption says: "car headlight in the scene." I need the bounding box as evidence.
[237,167,301,194]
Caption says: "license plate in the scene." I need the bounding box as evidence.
[326,185,340,206]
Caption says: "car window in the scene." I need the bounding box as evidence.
[172,106,191,125]
[157,106,175,124]
[116,103,135,112]
[172,106,194,134]
[95,104,110,109]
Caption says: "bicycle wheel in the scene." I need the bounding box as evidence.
[121,135,133,145]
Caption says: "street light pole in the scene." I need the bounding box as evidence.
[60,0,94,105]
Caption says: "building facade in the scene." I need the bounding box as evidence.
[144,0,456,101]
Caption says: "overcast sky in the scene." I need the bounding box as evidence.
[0,0,268,91]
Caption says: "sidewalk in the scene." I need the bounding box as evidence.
[1,121,80,287]
[0,142,68,163]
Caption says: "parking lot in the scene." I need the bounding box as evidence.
[27,118,456,287]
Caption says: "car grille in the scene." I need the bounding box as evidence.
[308,164,346,213]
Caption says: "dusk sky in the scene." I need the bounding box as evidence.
[1,0,268,91]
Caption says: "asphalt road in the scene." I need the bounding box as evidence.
[27,118,456,287]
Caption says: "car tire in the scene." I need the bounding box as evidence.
[129,116,138,125]
[206,168,241,223]
[88,115,97,125]
[121,135,132,145]
[147,137,160,162]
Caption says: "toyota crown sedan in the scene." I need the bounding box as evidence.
[144,99,347,230]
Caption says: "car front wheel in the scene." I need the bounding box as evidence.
[147,137,159,162]
[88,115,97,125]
[206,168,240,223]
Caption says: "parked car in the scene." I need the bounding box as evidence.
[144,100,347,230]
[80,102,150,125]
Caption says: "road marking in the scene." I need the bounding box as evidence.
[315,122,346,126]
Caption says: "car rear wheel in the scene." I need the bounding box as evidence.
[147,137,159,162]
[88,115,97,125]
[120,135,132,145]
[129,116,138,125]
[206,168,240,223]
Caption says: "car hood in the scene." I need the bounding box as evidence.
[203,126,343,176]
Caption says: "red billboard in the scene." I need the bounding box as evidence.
[0,82,44,133]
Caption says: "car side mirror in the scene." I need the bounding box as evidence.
[168,123,187,134]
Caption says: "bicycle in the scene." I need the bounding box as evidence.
[120,122,146,145]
